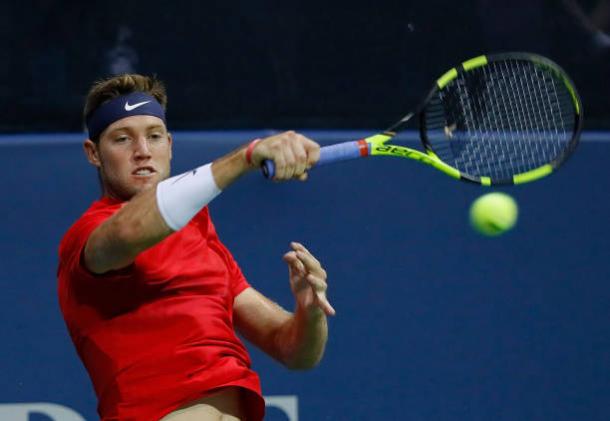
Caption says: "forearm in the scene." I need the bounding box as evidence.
[275,306,329,370]
[211,143,252,189]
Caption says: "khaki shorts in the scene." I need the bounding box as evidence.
[160,387,245,421]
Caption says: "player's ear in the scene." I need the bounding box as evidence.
[83,139,101,167]
[168,132,173,161]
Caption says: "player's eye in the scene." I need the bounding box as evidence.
[114,135,130,143]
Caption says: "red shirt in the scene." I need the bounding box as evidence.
[57,197,264,421]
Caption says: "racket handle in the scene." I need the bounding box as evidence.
[262,141,368,179]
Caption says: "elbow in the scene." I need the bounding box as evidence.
[283,354,323,371]
[286,361,319,371]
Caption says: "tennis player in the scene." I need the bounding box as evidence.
[57,74,335,421]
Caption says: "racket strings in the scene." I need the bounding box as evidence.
[424,59,576,181]
[460,62,567,176]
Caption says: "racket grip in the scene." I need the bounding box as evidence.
[262,141,367,179]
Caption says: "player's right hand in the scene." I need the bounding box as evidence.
[248,131,320,181]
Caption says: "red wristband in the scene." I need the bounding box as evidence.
[245,138,261,165]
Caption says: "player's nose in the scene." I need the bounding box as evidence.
[133,136,152,158]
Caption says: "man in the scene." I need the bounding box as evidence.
[57,74,335,421]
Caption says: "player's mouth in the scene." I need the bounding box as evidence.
[132,166,156,178]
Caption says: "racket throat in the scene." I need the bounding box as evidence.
[386,112,415,132]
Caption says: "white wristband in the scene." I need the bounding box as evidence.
[156,163,222,231]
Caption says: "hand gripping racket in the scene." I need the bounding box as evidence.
[263,52,583,185]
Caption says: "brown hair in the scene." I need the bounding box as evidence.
[83,74,168,141]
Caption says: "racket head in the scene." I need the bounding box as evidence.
[418,52,583,185]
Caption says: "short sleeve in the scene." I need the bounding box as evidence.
[210,234,250,298]
[59,213,104,279]
[57,207,128,285]
[225,247,250,298]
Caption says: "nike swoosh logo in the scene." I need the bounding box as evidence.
[124,100,151,111]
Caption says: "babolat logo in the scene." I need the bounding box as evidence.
[375,145,436,162]
[375,145,418,157]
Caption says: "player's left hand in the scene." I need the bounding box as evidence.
[283,242,335,316]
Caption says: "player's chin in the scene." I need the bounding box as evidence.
[127,175,159,194]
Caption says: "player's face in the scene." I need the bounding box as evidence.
[84,115,173,200]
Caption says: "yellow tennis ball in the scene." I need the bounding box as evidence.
[469,192,518,236]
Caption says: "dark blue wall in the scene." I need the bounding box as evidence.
[1,131,609,420]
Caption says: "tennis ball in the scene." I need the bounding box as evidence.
[469,192,518,236]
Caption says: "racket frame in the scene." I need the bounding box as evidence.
[263,52,583,185]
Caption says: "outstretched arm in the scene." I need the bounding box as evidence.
[85,132,320,274]
[234,242,335,369]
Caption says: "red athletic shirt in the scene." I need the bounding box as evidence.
[57,196,264,421]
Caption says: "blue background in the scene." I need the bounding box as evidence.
[1,130,609,420]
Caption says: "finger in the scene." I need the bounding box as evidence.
[291,137,308,177]
[318,297,336,316]
[306,273,327,292]
[290,241,311,255]
[296,251,325,276]
[291,243,323,270]
[297,172,309,182]
[302,137,320,168]
[279,146,296,180]
[283,251,306,274]
[283,250,297,263]
[272,153,286,181]
[282,252,297,277]
[307,275,335,316]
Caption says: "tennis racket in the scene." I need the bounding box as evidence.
[262,52,583,185]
